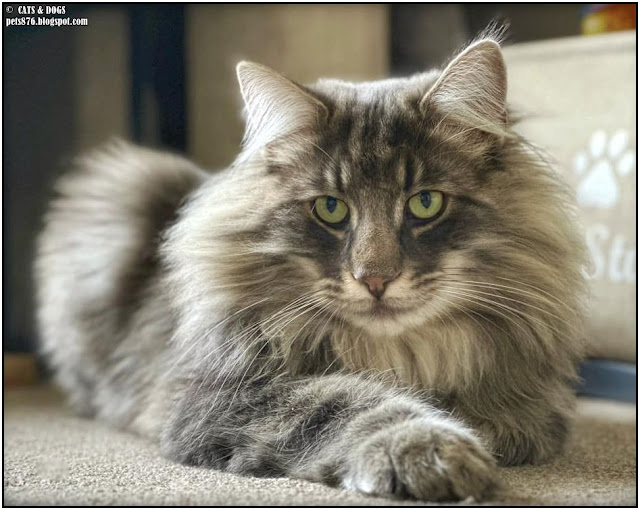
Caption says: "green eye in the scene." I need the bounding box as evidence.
[314,196,349,225]
[407,191,445,220]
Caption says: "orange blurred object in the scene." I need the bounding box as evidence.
[4,353,38,386]
[582,4,637,34]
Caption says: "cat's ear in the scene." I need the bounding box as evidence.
[420,39,507,135]
[236,61,328,153]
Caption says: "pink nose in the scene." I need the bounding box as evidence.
[354,274,392,300]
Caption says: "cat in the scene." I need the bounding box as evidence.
[34,32,587,502]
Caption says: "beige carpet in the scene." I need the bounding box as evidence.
[3,385,636,506]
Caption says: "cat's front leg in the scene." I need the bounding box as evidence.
[162,373,499,502]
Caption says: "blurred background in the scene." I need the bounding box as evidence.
[4,4,636,399]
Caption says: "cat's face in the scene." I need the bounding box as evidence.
[265,97,504,336]
[234,42,510,336]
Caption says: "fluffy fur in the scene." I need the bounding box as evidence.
[35,34,587,502]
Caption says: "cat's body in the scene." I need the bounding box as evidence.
[35,36,587,501]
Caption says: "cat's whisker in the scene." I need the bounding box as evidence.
[286,299,336,349]
[220,295,325,356]
[169,297,273,370]
[440,267,577,312]
[437,276,579,328]
[191,292,328,410]
[307,140,338,167]
[438,284,547,328]
[268,301,333,378]
[442,289,571,351]
[436,286,535,341]
[442,279,571,312]
[261,297,328,339]
[436,280,578,333]
[439,283,579,342]
[193,336,266,444]
[310,302,345,357]
[266,299,334,372]
[224,340,271,413]
[434,293,499,344]
[222,294,326,363]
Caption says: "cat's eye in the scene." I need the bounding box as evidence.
[407,191,445,221]
[313,196,349,226]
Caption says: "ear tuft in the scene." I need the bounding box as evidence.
[421,39,507,135]
[236,61,327,155]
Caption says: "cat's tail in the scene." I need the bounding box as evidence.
[34,140,207,416]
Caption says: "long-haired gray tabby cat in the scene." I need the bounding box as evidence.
[35,33,587,502]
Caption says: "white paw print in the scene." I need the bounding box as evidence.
[574,129,635,210]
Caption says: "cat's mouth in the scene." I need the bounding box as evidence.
[352,300,416,319]
[340,299,421,336]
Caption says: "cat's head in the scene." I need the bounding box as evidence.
[167,36,585,384]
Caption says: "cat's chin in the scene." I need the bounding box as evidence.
[346,302,422,337]
[356,301,411,317]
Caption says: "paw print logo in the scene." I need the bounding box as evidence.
[574,130,635,209]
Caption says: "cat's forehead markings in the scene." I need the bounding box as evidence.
[349,188,406,230]
[399,154,425,193]
[318,159,350,194]
[393,198,406,226]
[396,155,407,190]
[339,159,352,190]
[322,163,339,191]
[413,158,425,186]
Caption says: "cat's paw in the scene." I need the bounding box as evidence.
[342,418,499,502]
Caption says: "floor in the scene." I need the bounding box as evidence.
[3,385,637,506]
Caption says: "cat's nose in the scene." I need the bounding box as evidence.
[353,273,397,300]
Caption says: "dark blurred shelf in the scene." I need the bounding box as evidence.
[577,359,636,403]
